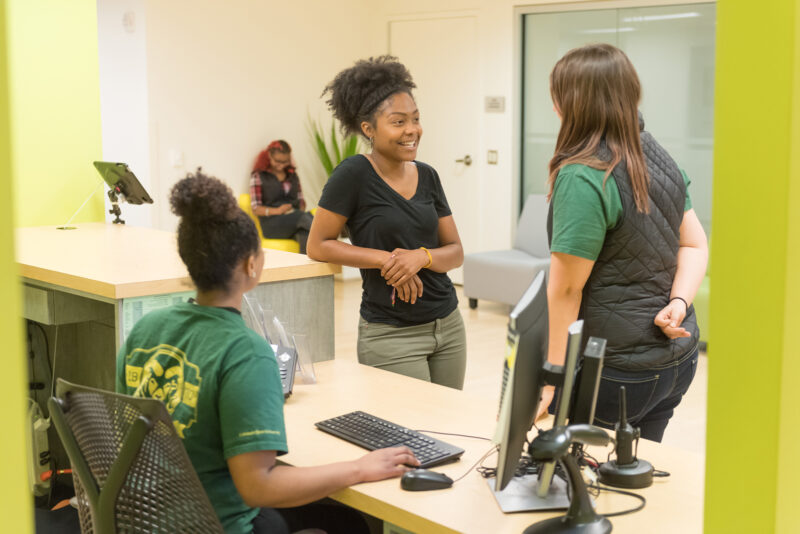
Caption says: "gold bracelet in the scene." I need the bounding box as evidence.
[420,247,433,269]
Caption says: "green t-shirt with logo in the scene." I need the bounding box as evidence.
[549,164,693,261]
[116,302,288,534]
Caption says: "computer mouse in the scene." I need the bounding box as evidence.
[400,469,454,491]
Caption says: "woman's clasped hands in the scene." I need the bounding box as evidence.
[380,248,429,304]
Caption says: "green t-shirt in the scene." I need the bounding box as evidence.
[116,303,288,534]
[549,164,693,261]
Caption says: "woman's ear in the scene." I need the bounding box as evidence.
[361,121,374,141]
[246,254,258,279]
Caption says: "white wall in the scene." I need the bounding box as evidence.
[98,0,597,251]
[99,0,381,231]
[98,0,152,227]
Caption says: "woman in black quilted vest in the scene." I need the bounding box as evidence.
[537,44,708,442]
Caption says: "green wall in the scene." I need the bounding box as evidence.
[0,1,104,530]
[0,1,33,531]
[705,1,800,532]
[7,0,104,227]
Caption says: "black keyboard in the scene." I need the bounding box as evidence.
[315,411,465,468]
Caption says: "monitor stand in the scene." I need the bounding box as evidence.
[487,474,570,512]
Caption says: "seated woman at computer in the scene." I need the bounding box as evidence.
[250,139,313,253]
[117,171,419,534]
[307,56,467,390]
[537,44,708,442]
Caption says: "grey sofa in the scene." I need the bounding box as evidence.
[463,194,550,308]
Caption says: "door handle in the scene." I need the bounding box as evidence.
[455,155,472,166]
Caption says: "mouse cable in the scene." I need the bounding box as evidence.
[413,430,491,441]
[476,448,538,480]
[588,484,647,517]
[452,445,498,484]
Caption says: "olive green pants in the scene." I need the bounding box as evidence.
[357,308,467,390]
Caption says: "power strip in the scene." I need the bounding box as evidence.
[27,400,52,497]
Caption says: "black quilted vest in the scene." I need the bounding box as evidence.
[547,121,699,370]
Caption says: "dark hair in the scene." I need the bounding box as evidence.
[322,55,416,138]
[252,139,294,174]
[548,44,650,213]
[169,170,260,292]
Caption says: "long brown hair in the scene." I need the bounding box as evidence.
[548,44,649,213]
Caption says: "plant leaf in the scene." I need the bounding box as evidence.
[330,121,342,164]
[344,134,359,158]
[313,129,334,175]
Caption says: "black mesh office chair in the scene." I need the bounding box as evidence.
[48,378,224,534]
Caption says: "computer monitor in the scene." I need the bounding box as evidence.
[490,271,585,511]
[492,271,548,491]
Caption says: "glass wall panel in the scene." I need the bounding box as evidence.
[521,3,715,234]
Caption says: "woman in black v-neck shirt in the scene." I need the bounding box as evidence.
[307,56,467,390]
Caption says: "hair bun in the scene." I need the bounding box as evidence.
[169,170,238,222]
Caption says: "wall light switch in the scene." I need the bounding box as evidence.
[487,150,498,165]
[169,149,184,168]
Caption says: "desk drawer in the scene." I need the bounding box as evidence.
[23,285,54,324]
[23,284,113,325]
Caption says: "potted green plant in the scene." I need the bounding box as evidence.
[307,115,361,177]
[306,115,361,241]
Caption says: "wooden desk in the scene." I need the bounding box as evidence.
[283,361,704,534]
[17,223,340,390]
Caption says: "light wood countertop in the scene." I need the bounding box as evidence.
[282,360,703,534]
[17,223,340,299]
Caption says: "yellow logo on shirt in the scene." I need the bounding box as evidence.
[125,344,202,438]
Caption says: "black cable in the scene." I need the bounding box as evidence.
[27,322,36,390]
[653,469,671,478]
[452,445,498,483]
[413,430,491,441]
[589,484,647,517]
[29,321,52,375]
[475,446,503,479]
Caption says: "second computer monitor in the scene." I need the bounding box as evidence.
[493,270,550,491]
[492,270,585,494]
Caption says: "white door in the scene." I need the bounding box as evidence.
[390,16,480,284]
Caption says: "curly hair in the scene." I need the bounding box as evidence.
[169,170,261,292]
[322,55,416,138]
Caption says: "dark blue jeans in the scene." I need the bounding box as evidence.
[591,348,699,442]
[252,499,370,534]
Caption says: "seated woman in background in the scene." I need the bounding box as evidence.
[117,171,418,534]
[250,140,313,253]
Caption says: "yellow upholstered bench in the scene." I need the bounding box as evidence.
[238,193,300,253]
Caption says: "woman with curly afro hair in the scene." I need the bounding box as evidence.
[308,56,467,390]
[117,171,418,534]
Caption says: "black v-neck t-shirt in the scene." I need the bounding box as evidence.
[318,155,458,326]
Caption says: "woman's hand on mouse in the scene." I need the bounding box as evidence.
[355,446,419,482]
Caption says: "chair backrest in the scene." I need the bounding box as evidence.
[514,194,550,258]
[49,379,224,534]
[239,193,265,237]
